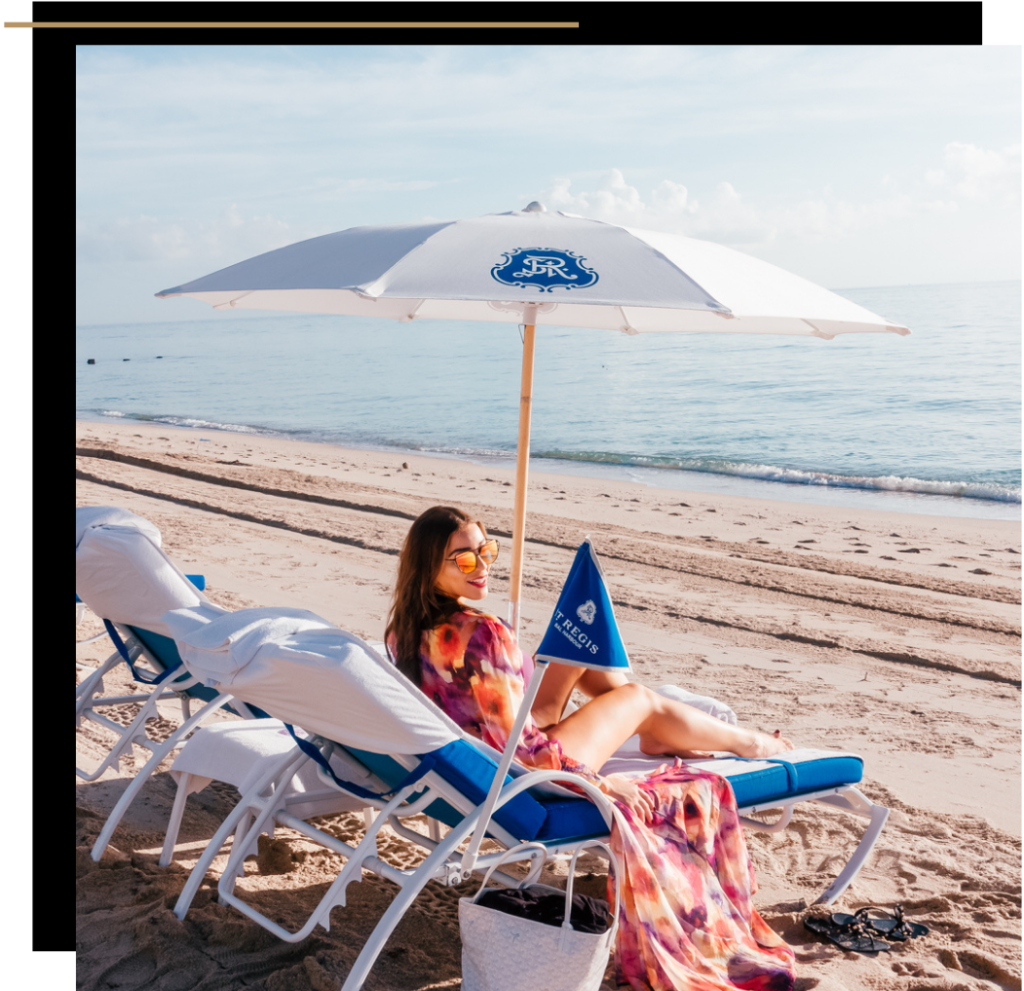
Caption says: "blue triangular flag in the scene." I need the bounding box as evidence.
[534,539,631,671]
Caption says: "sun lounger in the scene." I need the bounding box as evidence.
[77,506,371,868]
[163,606,888,991]
[76,506,232,785]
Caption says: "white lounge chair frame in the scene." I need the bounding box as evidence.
[82,626,365,867]
[76,622,214,782]
[77,598,110,662]
[75,509,295,861]
[172,731,888,991]
[173,737,617,991]
[738,785,888,906]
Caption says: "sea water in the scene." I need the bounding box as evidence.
[76,281,1021,520]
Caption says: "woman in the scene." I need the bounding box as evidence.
[386,506,796,991]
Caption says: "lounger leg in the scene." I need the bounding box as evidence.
[740,805,794,833]
[159,773,195,867]
[339,814,481,991]
[813,796,890,905]
[173,800,259,919]
[215,751,350,909]
[231,810,255,876]
[173,747,309,919]
[76,685,170,782]
[90,694,233,861]
[214,777,466,950]
[75,650,120,709]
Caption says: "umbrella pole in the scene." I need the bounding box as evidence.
[508,321,537,639]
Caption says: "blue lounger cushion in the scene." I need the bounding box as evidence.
[533,752,865,843]
[726,753,863,808]
[347,743,865,845]
[348,740,551,841]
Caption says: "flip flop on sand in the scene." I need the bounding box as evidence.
[833,905,929,942]
[803,914,891,954]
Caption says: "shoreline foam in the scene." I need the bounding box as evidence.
[76,412,1022,520]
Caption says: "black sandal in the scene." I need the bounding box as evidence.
[803,914,891,954]
[862,905,929,941]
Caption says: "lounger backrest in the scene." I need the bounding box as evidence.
[164,609,463,755]
[162,605,593,841]
[76,507,224,638]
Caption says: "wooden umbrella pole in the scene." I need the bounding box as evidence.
[508,321,537,639]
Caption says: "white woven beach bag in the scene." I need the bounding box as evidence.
[458,841,620,991]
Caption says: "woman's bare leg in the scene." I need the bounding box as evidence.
[531,661,629,730]
[578,667,631,699]
[530,662,584,730]
[547,682,793,773]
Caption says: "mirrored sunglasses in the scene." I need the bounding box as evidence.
[448,538,500,574]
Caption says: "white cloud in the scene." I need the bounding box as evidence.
[931,142,1020,202]
[537,151,993,255]
[536,170,802,247]
[650,179,696,214]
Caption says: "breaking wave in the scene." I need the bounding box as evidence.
[83,410,1020,506]
[534,450,1021,504]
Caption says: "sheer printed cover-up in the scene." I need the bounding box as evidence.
[402,608,795,991]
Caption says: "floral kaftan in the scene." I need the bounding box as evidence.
[406,607,795,991]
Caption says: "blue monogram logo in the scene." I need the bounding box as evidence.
[491,247,599,293]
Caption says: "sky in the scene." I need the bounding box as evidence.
[74,44,1021,327]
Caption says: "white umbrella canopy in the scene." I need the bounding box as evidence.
[157,202,910,633]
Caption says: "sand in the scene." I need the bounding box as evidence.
[76,419,1021,991]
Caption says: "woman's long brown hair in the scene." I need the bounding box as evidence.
[385,505,487,687]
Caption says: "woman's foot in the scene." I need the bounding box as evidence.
[736,729,794,759]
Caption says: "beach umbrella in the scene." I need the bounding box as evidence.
[156,202,910,635]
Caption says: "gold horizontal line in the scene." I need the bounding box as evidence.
[5,21,579,28]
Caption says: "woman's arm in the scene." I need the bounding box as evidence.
[460,615,564,770]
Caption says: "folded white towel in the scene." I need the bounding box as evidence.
[169,720,371,819]
[76,521,218,636]
[163,607,339,686]
[162,607,465,757]
[654,684,738,725]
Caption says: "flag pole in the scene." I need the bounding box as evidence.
[460,658,549,876]
[508,306,537,640]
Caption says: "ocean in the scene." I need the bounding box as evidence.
[76,280,1021,521]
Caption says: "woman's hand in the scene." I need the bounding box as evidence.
[599,773,655,825]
